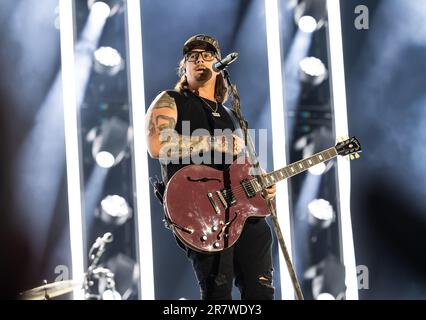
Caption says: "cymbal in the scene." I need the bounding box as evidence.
[20,280,82,300]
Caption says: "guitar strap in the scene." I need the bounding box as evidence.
[223,105,244,138]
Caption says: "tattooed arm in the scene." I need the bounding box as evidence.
[145,91,210,160]
[145,91,245,161]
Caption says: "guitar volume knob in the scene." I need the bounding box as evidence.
[213,242,220,248]
[200,235,208,242]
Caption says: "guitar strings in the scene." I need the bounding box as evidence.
[215,180,269,202]
[216,161,322,201]
[220,150,337,199]
[205,149,339,204]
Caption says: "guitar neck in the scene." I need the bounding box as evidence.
[256,147,338,188]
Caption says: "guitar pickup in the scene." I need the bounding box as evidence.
[207,192,220,214]
[221,189,236,206]
[216,191,228,209]
[241,179,256,198]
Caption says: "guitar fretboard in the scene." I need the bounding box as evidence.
[251,147,338,191]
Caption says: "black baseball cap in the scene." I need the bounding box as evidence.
[182,34,221,58]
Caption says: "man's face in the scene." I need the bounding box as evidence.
[185,48,218,84]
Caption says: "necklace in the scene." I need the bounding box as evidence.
[199,97,221,117]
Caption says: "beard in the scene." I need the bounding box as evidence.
[194,68,213,82]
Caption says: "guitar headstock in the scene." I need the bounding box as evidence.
[335,136,362,159]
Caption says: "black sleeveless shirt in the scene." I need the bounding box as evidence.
[162,89,236,183]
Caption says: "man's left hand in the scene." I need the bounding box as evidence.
[264,184,276,200]
[260,168,276,200]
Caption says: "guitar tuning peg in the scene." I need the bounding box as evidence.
[350,154,355,160]
[355,153,360,159]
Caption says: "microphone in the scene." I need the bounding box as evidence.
[102,232,113,243]
[212,52,239,72]
[87,232,114,279]
[93,232,113,249]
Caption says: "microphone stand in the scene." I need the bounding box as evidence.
[222,69,304,300]
[84,238,108,299]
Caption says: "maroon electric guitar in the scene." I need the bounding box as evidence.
[163,137,361,253]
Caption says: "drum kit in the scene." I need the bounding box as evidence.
[19,232,121,300]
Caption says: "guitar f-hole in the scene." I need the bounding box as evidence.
[217,212,239,239]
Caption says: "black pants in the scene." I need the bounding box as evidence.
[187,218,274,300]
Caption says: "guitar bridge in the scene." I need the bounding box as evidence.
[207,192,220,214]
[216,191,228,209]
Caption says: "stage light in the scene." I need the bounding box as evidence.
[295,0,326,33]
[87,0,123,17]
[317,293,335,300]
[126,0,155,299]
[89,1,111,20]
[308,198,334,228]
[98,195,132,226]
[94,46,124,76]
[327,0,358,299]
[60,0,85,299]
[265,0,295,300]
[102,288,121,300]
[309,162,327,176]
[304,254,346,300]
[298,16,317,33]
[106,253,139,300]
[92,116,131,168]
[299,56,328,86]
[95,151,115,168]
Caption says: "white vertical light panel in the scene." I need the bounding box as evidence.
[326,0,359,300]
[126,0,155,300]
[59,0,85,300]
[264,0,295,300]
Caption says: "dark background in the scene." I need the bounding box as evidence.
[0,0,425,299]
